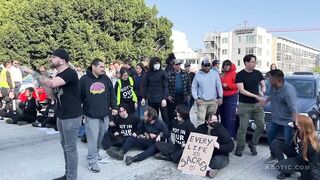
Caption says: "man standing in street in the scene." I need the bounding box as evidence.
[80,58,118,173]
[9,60,23,95]
[184,62,195,108]
[212,60,221,73]
[262,69,298,164]
[235,54,266,157]
[0,60,14,98]
[41,48,82,180]
[192,59,223,125]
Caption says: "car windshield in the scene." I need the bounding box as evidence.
[265,78,316,98]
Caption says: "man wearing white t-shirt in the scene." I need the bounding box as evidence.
[9,60,23,95]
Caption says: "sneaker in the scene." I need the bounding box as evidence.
[206,169,218,178]
[98,157,109,164]
[88,163,100,173]
[264,156,277,164]
[234,148,243,157]
[17,121,28,126]
[106,149,124,160]
[32,122,41,127]
[154,153,171,161]
[5,119,15,124]
[0,116,4,120]
[81,136,87,143]
[248,143,257,156]
[125,156,136,166]
[276,173,291,179]
[53,175,66,180]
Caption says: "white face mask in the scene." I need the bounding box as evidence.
[153,64,160,70]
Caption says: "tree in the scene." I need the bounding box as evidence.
[0,0,173,68]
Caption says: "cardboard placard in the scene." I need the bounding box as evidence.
[178,132,217,176]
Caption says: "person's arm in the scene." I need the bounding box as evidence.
[216,126,235,153]
[191,74,198,100]
[41,76,66,88]
[6,71,14,90]
[79,76,86,102]
[286,88,299,122]
[215,74,223,98]
[237,82,259,99]
[162,71,169,99]
[108,78,117,110]
[260,79,266,95]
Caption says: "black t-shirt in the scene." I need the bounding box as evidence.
[171,119,196,149]
[53,68,82,119]
[236,69,264,103]
[114,115,140,136]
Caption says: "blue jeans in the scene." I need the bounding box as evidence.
[267,121,293,155]
[220,93,238,138]
[135,98,146,120]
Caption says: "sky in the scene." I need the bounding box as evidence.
[145,0,320,50]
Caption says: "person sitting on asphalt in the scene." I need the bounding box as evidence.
[6,87,41,125]
[106,107,170,166]
[196,112,235,178]
[271,114,320,180]
[0,91,18,122]
[154,104,196,162]
[32,98,57,130]
[102,104,140,150]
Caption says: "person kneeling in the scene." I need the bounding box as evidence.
[196,112,235,178]
[154,104,196,162]
[107,107,170,166]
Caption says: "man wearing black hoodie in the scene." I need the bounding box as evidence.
[80,58,118,173]
[107,107,170,166]
[196,112,235,178]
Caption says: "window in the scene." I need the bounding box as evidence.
[257,35,262,44]
[245,47,254,54]
[267,61,270,67]
[222,49,227,55]
[237,48,241,54]
[277,43,281,51]
[222,38,228,44]
[237,36,241,43]
[257,48,262,56]
[277,53,281,61]
[238,60,241,66]
[246,35,256,43]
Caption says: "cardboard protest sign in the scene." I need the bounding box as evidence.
[178,132,217,176]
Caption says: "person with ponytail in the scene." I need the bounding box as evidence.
[271,114,320,179]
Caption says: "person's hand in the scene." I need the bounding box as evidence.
[181,143,186,148]
[114,132,119,136]
[217,98,223,105]
[149,133,157,139]
[259,90,265,97]
[288,122,294,128]
[196,99,204,106]
[132,133,137,137]
[256,96,267,106]
[161,99,167,107]
[111,109,118,115]
[156,135,161,142]
[213,141,220,149]
[109,121,115,127]
[144,133,150,139]
[167,96,173,103]
[141,98,146,106]
[222,83,228,88]
[134,103,138,110]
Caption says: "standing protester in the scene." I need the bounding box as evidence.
[235,54,266,157]
[133,63,147,120]
[212,60,221,73]
[196,112,235,178]
[220,60,238,139]
[80,58,118,173]
[123,58,137,77]
[154,104,196,162]
[271,115,320,179]
[260,69,298,164]
[114,68,138,114]
[9,60,23,95]
[184,62,195,108]
[265,63,278,79]
[107,107,170,166]
[102,104,140,150]
[142,57,169,126]
[165,53,176,72]
[0,60,14,98]
[167,59,191,126]
[41,48,82,180]
[192,60,223,125]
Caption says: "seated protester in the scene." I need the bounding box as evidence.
[7,87,41,125]
[271,114,320,180]
[196,112,235,178]
[154,104,196,162]
[106,107,170,166]
[102,104,140,150]
[32,98,57,129]
[1,91,19,122]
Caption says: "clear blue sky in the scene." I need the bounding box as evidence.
[145,0,320,50]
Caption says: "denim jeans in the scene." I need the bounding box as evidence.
[135,98,146,120]
[220,93,238,138]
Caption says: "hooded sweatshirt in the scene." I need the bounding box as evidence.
[196,122,234,156]
[80,69,117,118]
[143,70,169,103]
[220,63,238,97]
[137,119,170,141]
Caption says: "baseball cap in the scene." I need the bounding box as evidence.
[174,59,182,65]
[201,60,211,66]
[212,60,220,66]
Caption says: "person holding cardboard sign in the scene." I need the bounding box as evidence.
[154,104,196,162]
[196,112,235,178]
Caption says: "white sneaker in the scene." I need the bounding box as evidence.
[98,157,109,164]
[264,156,277,164]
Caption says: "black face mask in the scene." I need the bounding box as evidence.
[208,121,218,127]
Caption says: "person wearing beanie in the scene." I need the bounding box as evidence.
[40,48,82,180]
[80,58,118,173]
[102,104,140,150]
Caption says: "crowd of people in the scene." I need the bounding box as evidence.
[1,48,319,180]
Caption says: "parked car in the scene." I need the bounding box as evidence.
[246,74,320,137]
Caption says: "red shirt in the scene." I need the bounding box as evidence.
[220,64,238,96]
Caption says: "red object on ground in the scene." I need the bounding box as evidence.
[19,87,47,102]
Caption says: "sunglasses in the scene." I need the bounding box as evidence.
[203,64,211,67]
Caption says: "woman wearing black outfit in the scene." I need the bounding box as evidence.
[271,114,320,179]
